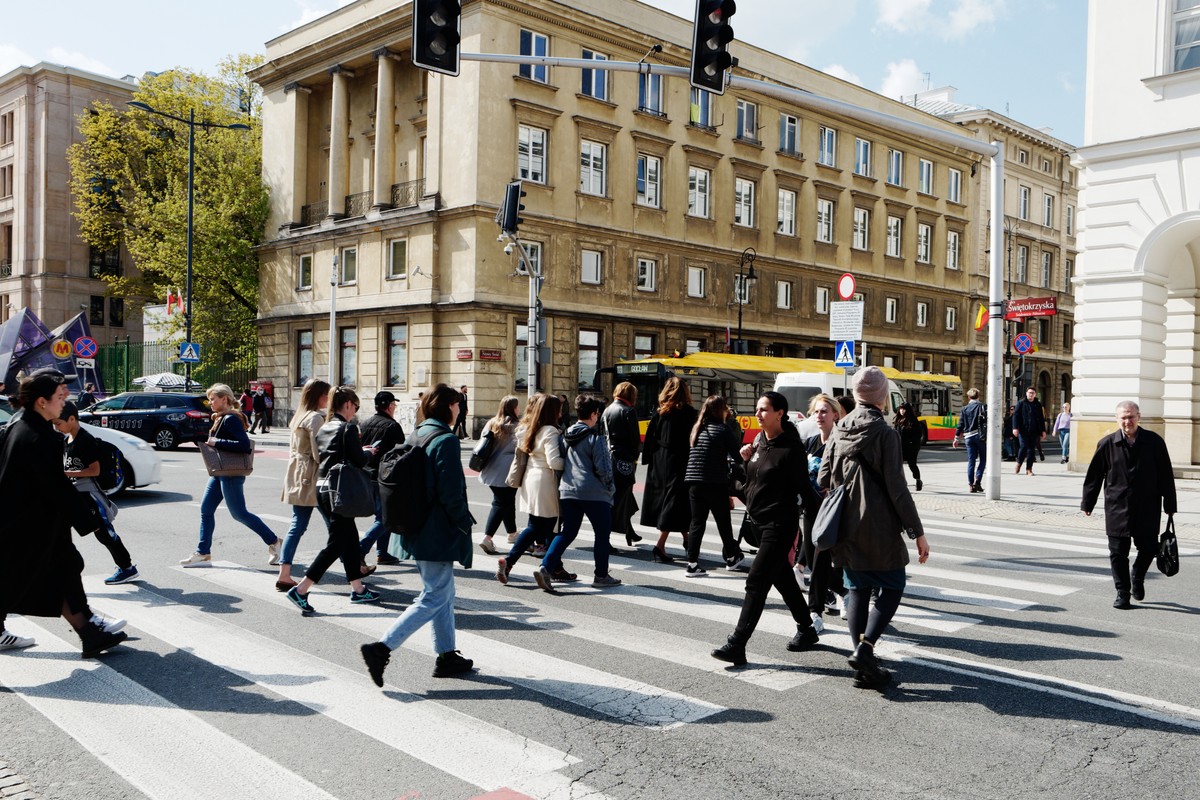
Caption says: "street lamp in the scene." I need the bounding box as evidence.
[734,247,757,355]
[127,101,250,387]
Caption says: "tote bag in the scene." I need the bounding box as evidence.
[199,417,254,477]
[813,455,860,552]
[320,461,376,518]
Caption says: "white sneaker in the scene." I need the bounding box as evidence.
[810,613,825,635]
[267,540,281,566]
[0,629,35,651]
[90,614,126,634]
[726,557,749,572]
[179,552,212,567]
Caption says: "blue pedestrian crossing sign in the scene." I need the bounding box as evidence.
[834,340,856,367]
[179,342,202,363]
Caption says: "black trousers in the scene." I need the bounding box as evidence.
[484,486,518,536]
[687,483,742,564]
[800,516,845,615]
[1108,532,1157,595]
[732,519,811,644]
[1017,433,1040,470]
[901,448,921,481]
[305,498,363,584]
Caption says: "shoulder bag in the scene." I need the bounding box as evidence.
[321,461,376,517]
[812,449,863,552]
[1157,518,1180,577]
[469,428,495,472]
[199,416,254,477]
[505,447,529,488]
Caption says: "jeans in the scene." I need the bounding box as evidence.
[484,486,518,537]
[380,560,456,654]
[687,483,741,564]
[1108,532,1157,595]
[965,435,986,486]
[197,476,278,554]
[359,490,389,557]
[305,497,364,584]
[280,504,329,565]
[1016,433,1040,471]
[504,514,557,568]
[1058,430,1070,460]
[558,499,612,577]
[731,518,811,645]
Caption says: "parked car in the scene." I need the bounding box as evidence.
[0,395,13,426]
[86,423,164,497]
[79,391,211,450]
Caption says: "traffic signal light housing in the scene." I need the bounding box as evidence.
[412,0,461,77]
[690,0,736,95]
[498,180,526,235]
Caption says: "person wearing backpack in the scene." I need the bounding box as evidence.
[953,388,988,493]
[54,402,139,586]
[357,391,407,566]
[361,384,475,686]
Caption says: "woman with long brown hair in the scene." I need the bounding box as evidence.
[478,395,521,555]
[496,393,564,584]
[683,394,744,576]
[275,378,331,591]
[639,376,698,563]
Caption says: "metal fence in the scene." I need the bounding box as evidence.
[98,338,257,396]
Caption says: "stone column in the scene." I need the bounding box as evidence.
[327,65,353,219]
[373,50,397,209]
[282,82,310,227]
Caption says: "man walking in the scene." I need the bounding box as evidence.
[953,388,987,493]
[1082,401,1177,609]
[358,391,406,565]
[452,385,469,438]
[1012,387,1045,475]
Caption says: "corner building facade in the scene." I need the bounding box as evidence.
[252,0,986,429]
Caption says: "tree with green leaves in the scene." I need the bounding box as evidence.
[68,55,269,365]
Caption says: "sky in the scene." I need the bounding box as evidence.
[0,0,1086,145]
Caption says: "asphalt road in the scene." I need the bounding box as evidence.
[1,438,1198,800]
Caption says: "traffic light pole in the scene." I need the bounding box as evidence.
[511,237,540,400]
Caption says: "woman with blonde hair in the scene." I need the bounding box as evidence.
[180,383,281,567]
[478,395,521,555]
[800,393,845,631]
[275,378,331,591]
[496,393,564,584]
[639,376,698,563]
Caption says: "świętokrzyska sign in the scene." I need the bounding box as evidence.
[1004,297,1057,320]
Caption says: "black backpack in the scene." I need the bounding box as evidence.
[95,439,124,491]
[378,427,453,536]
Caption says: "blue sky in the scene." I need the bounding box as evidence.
[0,0,1086,145]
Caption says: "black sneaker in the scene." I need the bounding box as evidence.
[786,625,819,652]
[853,668,893,690]
[361,642,391,687]
[80,622,128,658]
[684,564,708,578]
[1113,593,1133,610]
[711,638,747,666]
[376,553,401,565]
[286,586,316,616]
[432,650,474,678]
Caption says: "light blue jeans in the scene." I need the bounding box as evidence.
[1058,429,1070,460]
[197,476,278,555]
[280,504,330,565]
[380,560,456,654]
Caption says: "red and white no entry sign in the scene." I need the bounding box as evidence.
[837,273,856,300]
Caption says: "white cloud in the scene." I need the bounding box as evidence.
[822,64,863,86]
[880,59,927,101]
[45,47,118,77]
[0,43,37,76]
[1057,71,1075,93]
[946,0,1002,39]
[876,0,932,33]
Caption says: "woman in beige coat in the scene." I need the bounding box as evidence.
[275,378,330,591]
[496,393,564,584]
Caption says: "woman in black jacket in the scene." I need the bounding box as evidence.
[602,382,641,546]
[712,391,821,667]
[892,402,924,491]
[286,386,381,615]
[683,395,744,576]
[639,377,698,563]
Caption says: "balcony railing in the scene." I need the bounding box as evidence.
[300,200,327,227]
[0,260,10,278]
[391,179,425,209]
[345,191,372,218]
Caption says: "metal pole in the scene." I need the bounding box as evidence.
[736,262,744,355]
[513,237,538,399]
[185,109,194,388]
[985,142,1005,500]
[329,254,338,385]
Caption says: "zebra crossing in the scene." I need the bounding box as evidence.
[3,512,1197,799]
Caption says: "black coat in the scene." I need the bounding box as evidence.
[1014,398,1045,437]
[1081,428,1177,539]
[639,405,698,531]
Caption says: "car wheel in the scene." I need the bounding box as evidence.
[106,456,133,497]
[154,426,179,450]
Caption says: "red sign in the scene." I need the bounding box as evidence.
[456,349,474,361]
[837,273,856,300]
[479,349,503,362]
[1005,296,1057,320]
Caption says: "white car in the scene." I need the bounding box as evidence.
[85,422,163,496]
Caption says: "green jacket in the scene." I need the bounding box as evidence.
[388,419,474,566]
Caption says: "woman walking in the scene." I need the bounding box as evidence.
[640,377,698,563]
[892,402,924,491]
[360,384,474,685]
[683,395,744,576]
[181,384,281,567]
[285,386,381,614]
[819,367,929,690]
[478,395,521,555]
[496,394,564,585]
[1053,402,1072,463]
[711,391,822,666]
[799,394,846,632]
[275,378,330,591]
[602,382,641,546]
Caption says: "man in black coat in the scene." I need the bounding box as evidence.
[358,391,406,565]
[1012,387,1046,475]
[1082,400,1177,609]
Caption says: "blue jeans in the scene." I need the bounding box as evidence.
[556,499,612,577]
[1058,429,1070,460]
[359,490,389,557]
[280,504,330,565]
[504,514,557,568]
[380,560,456,654]
[965,435,986,485]
[197,475,278,555]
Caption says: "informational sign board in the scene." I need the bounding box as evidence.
[829,301,864,341]
[75,357,96,369]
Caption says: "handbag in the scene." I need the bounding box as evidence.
[812,483,849,551]
[199,442,254,477]
[1157,518,1180,577]
[469,428,495,472]
[505,447,529,488]
[737,511,760,548]
[320,461,376,518]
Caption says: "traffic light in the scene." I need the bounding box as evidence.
[498,180,526,235]
[690,0,736,95]
[412,0,461,76]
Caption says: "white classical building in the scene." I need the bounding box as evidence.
[1073,0,1200,468]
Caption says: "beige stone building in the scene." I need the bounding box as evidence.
[251,0,989,429]
[0,63,138,339]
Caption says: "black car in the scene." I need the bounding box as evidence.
[79,392,211,450]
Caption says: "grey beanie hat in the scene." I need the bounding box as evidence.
[852,366,889,407]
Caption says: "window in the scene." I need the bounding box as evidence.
[519,30,548,83]
[687,265,706,298]
[581,50,607,100]
[517,240,542,276]
[1062,323,1072,349]
[685,338,703,354]
[916,223,932,263]
[0,111,13,145]
[579,140,606,196]
[736,99,758,142]
[1016,244,1029,283]
[777,280,792,309]
[1043,193,1055,227]
[88,246,121,279]
[637,257,657,291]
[634,334,656,359]
[918,158,934,194]
[688,166,710,218]
[581,249,603,284]
[1019,185,1031,220]
[945,306,957,331]
[339,246,357,284]
[638,73,664,114]
[854,138,872,177]
[885,297,898,324]
[636,154,661,208]
[916,301,929,328]
[883,356,896,368]
[777,189,796,235]
[816,286,830,314]
[1018,147,1029,164]
[734,178,756,227]
[852,207,870,250]
[689,87,713,128]
[577,329,601,390]
[947,230,961,270]
[779,114,798,154]
[518,125,547,184]
[298,253,313,289]
[816,198,835,243]
[943,360,956,374]
[387,239,407,279]
[734,273,752,304]
[1040,251,1053,288]
[818,126,837,167]
[296,330,313,385]
[1066,205,1075,236]
[887,149,904,186]
[109,297,124,327]
[387,323,408,389]
[1065,258,1074,290]
[886,215,902,257]
[948,167,962,203]
[1174,0,1200,71]
[1031,319,1044,344]
[339,327,357,385]
[0,164,12,197]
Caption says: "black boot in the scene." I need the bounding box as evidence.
[79,621,127,658]
[711,635,747,666]
[786,624,819,652]
[847,637,886,683]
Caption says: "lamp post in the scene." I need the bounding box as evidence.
[734,247,757,355]
[127,102,250,387]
